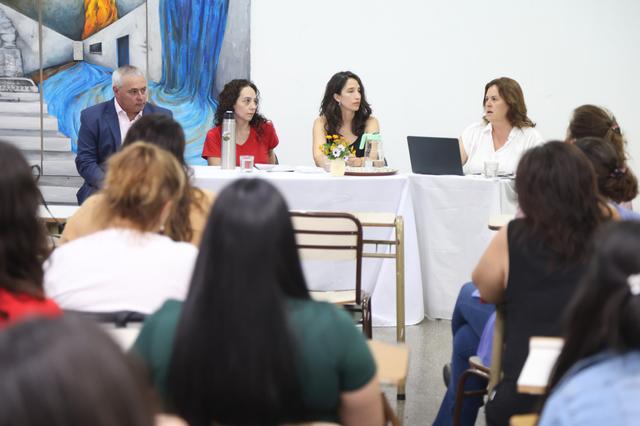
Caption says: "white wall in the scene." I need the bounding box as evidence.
[251,0,640,188]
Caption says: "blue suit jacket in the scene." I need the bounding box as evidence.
[75,99,172,204]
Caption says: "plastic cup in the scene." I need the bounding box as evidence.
[240,155,254,172]
[483,160,499,178]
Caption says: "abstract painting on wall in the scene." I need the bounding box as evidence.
[0,0,250,203]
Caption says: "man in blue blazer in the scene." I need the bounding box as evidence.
[75,65,172,204]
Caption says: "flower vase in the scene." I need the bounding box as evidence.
[329,158,346,177]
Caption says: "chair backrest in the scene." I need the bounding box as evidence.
[64,310,147,328]
[290,211,363,302]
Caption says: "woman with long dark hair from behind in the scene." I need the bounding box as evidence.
[133,179,383,426]
[62,114,214,245]
[474,142,614,425]
[312,71,379,167]
[0,141,61,327]
[538,221,640,425]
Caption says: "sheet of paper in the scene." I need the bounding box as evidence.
[517,337,564,394]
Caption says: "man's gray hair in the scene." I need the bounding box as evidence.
[112,65,145,88]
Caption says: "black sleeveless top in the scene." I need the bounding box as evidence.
[348,135,365,158]
[486,219,589,425]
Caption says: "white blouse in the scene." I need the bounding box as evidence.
[461,122,544,175]
[45,229,197,314]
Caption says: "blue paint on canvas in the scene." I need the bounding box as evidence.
[41,0,229,165]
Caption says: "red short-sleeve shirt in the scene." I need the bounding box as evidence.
[0,288,62,329]
[201,121,279,165]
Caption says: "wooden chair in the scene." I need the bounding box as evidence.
[290,211,371,338]
[368,340,409,426]
[452,304,506,426]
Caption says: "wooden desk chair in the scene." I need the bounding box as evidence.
[368,340,409,426]
[453,304,506,426]
[290,211,371,338]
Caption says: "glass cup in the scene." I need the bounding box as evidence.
[364,139,384,168]
[483,160,499,178]
[240,155,254,172]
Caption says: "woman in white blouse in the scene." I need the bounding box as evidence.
[45,142,198,315]
[459,77,543,175]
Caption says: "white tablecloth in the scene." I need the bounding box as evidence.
[409,174,517,319]
[192,166,425,326]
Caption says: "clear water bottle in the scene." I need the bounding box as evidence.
[221,110,236,169]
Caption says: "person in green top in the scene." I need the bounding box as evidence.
[132,179,383,426]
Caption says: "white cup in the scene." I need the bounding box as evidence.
[240,155,254,172]
[483,160,499,178]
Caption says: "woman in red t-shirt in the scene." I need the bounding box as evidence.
[0,142,61,328]
[202,79,279,166]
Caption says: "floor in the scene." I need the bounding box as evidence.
[375,319,487,426]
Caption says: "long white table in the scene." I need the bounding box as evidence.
[42,170,516,322]
[192,166,425,326]
[409,174,517,319]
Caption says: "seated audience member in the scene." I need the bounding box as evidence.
[0,142,61,327]
[433,282,495,426]
[45,143,197,314]
[62,114,214,246]
[0,316,154,426]
[474,142,613,425]
[312,71,380,167]
[538,221,640,426]
[567,104,629,158]
[575,137,639,220]
[459,77,543,175]
[202,79,279,165]
[133,179,384,426]
[567,104,637,209]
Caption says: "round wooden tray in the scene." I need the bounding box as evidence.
[344,167,398,176]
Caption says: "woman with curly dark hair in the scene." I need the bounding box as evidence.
[202,79,279,166]
[0,141,61,327]
[312,71,379,167]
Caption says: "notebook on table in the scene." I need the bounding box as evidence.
[407,136,464,175]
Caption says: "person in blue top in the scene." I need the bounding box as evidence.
[539,221,640,426]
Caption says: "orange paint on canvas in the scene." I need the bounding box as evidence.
[82,0,119,39]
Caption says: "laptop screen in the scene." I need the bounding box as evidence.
[407,136,464,175]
